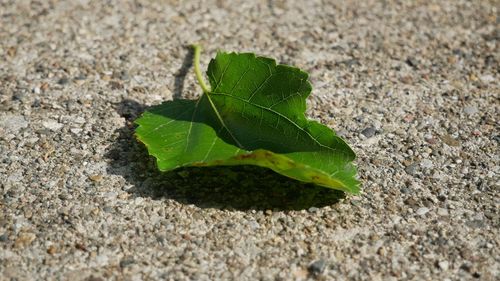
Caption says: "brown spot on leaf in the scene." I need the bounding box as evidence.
[236,154,257,160]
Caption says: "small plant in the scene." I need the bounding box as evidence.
[134,45,359,193]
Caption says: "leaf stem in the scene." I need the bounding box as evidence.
[192,44,210,94]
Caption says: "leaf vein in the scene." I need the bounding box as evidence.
[211,92,335,152]
[213,56,233,92]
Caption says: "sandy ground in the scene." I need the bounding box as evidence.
[1,0,498,280]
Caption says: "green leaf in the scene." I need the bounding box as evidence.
[135,45,359,193]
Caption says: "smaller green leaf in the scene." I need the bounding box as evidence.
[135,45,359,193]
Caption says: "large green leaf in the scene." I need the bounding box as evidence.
[135,47,359,193]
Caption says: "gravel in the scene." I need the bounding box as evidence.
[361,127,377,138]
[1,0,498,280]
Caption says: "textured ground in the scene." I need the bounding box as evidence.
[1,0,499,280]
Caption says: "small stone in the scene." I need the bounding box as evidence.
[89,175,103,182]
[400,187,411,194]
[14,232,36,248]
[441,134,460,147]
[463,106,478,115]
[6,46,17,57]
[438,260,449,271]
[32,99,41,107]
[460,262,472,272]
[308,259,327,275]
[405,163,418,175]
[57,77,69,85]
[0,233,8,242]
[377,247,386,256]
[308,207,318,212]
[400,75,413,84]
[437,194,447,201]
[437,208,449,216]
[466,219,484,228]
[95,254,109,266]
[47,245,57,255]
[420,159,433,169]
[40,82,49,91]
[416,207,429,216]
[480,74,494,83]
[336,129,348,137]
[74,74,87,80]
[292,268,309,279]
[1,115,29,133]
[120,257,135,268]
[75,243,87,251]
[406,57,418,68]
[70,128,83,135]
[361,127,376,138]
[86,276,104,281]
[120,70,130,80]
[42,120,63,131]
[109,81,123,89]
[74,117,86,124]
[12,91,26,101]
[404,197,418,207]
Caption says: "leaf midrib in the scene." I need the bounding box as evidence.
[204,93,243,148]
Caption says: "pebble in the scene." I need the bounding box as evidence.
[404,197,418,207]
[74,117,86,124]
[361,127,376,138]
[42,120,64,131]
[438,260,449,271]
[57,77,69,85]
[47,245,57,255]
[463,106,478,115]
[120,257,135,268]
[247,220,260,230]
[466,219,485,229]
[441,134,460,147]
[437,208,449,216]
[308,259,327,275]
[480,74,494,83]
[420,159,434,169]
[405,57,418,68]
[1,115,28,133]
[95,254,109,266]
[12,92,26,101]
[0,234,8,242]
[70,128,83,135]
[416,207,429,216]
[405,163,418,175]
[14,233,36,248]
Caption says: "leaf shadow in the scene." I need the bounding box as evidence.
[106,99,346,211]
[173,46,194,99]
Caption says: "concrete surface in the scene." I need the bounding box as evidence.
[0,0,498,280]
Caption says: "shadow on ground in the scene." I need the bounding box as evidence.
[105,99,345,211]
